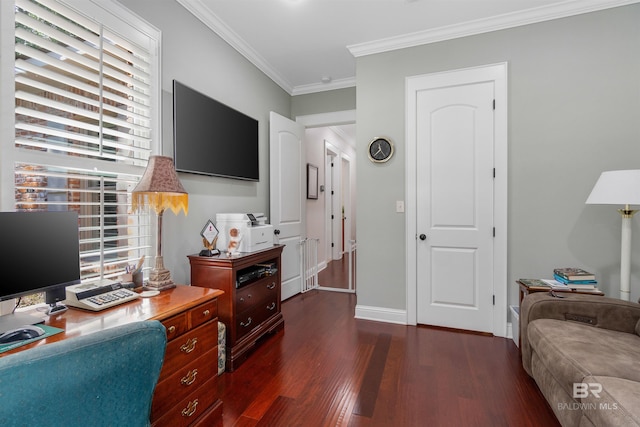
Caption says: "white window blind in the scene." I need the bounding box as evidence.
[13,0,159,283]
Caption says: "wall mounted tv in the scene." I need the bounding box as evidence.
[173,80,259,181]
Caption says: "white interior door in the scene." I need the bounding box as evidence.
[270,111,305,301]
[416,81,495,333]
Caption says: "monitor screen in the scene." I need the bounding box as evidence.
[0,211,81,301]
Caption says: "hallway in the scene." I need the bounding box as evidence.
[318,251,356,291]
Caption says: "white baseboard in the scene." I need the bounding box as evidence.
[507,321,513,339]
[354,304,407,325]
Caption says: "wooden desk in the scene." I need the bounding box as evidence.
[1,285,224,427]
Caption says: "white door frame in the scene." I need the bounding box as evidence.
[406,63,508,337]
[325,142,342,261]
[341,153,353,255]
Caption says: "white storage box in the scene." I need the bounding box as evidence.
[510,305,520,347]
[216,213,273,253]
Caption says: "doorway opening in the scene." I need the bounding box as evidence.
[296,110,356,293]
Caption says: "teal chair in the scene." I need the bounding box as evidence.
[0,320,166,427]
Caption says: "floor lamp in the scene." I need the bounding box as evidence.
[586,170,640,301]
[132,156,189,291]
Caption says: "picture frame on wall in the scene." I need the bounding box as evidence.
[307,163,318,200]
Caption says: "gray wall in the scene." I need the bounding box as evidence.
[356,4,640,312]
[120,0,291,284]
[291,87,356,118]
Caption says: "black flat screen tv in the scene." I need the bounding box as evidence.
[173,80,259,181]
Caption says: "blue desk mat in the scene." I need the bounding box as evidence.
[0,325,64,354]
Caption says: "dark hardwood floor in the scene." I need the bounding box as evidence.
[217,289,560,426]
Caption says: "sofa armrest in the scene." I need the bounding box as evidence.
[520,292,640,376]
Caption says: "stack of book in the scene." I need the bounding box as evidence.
[552,267,598,290]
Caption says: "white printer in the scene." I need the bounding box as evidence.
[215,213,274,253]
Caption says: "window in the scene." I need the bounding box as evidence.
[5,0,160,300]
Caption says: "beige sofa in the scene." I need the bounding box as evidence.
[520,292,640,427]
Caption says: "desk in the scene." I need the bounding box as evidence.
[1,285,224,427]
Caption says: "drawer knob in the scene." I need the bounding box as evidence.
[181,399,199,418]
[267,302,276,311]
[267,283,276,290]
[203,309,210,317]
[168,325,176,334]
[181,369,198,386]
[180,337,198,354]
[240,317,252,328]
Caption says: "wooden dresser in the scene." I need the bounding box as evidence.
[1,285,224,427]
[188,245,285,371]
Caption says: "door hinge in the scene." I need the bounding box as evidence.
[493,99,496,110]
[493,295,495,305]
[493,227,496,237]
[493,168,495,178]
[331,243,334,248]
[331,190,334,195]
[331,214,334,219]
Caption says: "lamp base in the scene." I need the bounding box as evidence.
[145,256,176,292]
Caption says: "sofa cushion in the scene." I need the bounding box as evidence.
[528,318,640,398]
[582,375,640,427]
[636,317,640,337]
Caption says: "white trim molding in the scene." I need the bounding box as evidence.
[291,77,356,96]
[296,110,356,128]
[176,0,294,93]
[355,305,407,325]
[176,0,356,95]
[348,0,640,57]
[177,0,639,94]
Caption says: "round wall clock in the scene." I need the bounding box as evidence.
[368,137,394,163]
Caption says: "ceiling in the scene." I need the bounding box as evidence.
[177,0,636,96]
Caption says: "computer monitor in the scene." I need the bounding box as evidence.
[0,211,81,333]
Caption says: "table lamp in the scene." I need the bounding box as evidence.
[586,169,640,301]
[132,155,188,291]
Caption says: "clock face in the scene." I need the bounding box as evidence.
[368,137,394,163]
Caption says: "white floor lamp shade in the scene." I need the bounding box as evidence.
[586,170,640,301]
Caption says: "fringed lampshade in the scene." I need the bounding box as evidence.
[132,156,188,291]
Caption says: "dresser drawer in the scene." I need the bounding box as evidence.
[152,376,220,427]
[235,297,278,340]
[188,299,217,329]
[160,320,217,379]
[151,347,218,420]
[161,311,188,341]
[235,277,278,311]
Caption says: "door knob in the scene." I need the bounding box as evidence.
[274,229,280,235]
[419,234,427,241]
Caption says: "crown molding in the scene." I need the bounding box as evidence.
[348,0,640,57]
[291,77,356,96]
[177,0,639,94]
[176,0,294,94]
